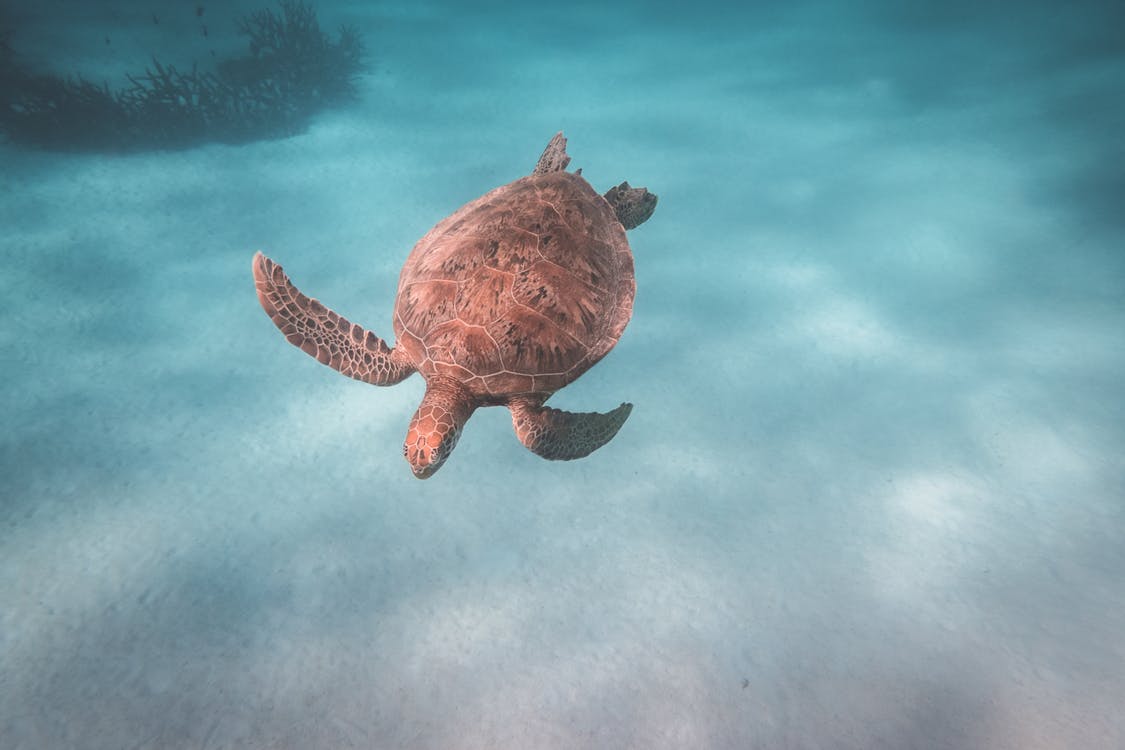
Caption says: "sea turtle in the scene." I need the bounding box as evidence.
[252,132,656,478]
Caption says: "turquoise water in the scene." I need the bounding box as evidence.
[2,1,1124,747]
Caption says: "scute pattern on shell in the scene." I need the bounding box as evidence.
[394,171,635,397]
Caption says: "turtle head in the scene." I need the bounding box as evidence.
[404,378,475,479]
[404,410,461,479]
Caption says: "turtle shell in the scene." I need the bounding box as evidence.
[393,170,635,399]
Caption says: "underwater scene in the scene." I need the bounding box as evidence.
[2,1,1123,747]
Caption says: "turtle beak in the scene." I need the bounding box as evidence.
[412,460,440,479]
[405,441,447,479]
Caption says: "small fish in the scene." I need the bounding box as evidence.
[105,36,111,45]
[196,5,205,17]
[152,13,159,25]
[202,24,208,37]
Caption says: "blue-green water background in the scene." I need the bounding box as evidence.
[2,1,1123,747]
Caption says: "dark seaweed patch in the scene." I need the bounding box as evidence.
[0,1,366,151]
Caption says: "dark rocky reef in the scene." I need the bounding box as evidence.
[0,2,365,151]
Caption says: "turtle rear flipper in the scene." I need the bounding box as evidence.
[252,252,415,386]
[604,181,657,230]
[509,398,632,460]
[533,131,571,174]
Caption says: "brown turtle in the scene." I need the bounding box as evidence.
[252,132,656,478]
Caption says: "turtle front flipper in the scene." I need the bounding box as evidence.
[508,398,633,460]
[252,252,414,386]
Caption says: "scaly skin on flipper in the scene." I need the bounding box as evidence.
[252,252,414,386]
[509,398,633,460]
